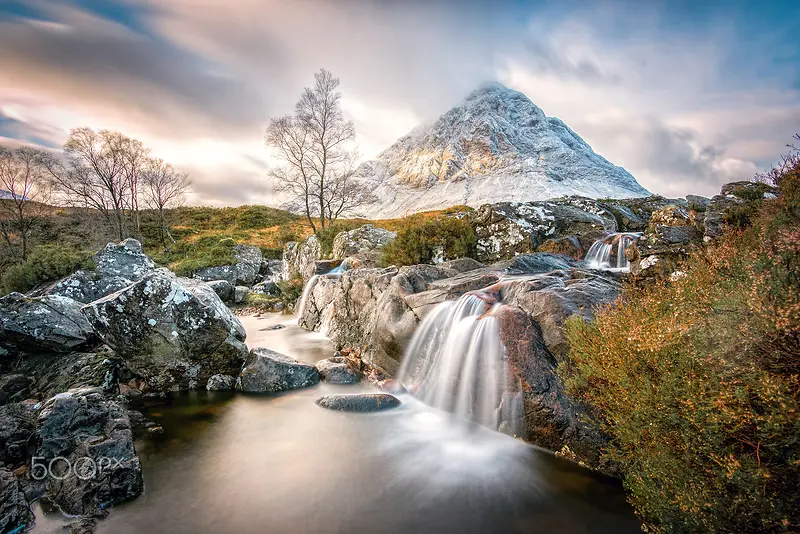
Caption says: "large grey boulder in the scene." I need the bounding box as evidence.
[281,236,322,281]
[472,198,618,263]
[315,356,361,384]
[82,269,247,391]
[316,393,401,412]
[94,238,155,281]
[194,245,264,287]
[332,224,396,263]
[193,264,237,286]
[42,270,132,304]
[0,468,33,533]
[0,293,96,354]
[36,387,143,517]
[236,347,319,393]
[0,402,36,467]
[259,259,283,283]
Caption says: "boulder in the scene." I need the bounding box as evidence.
[10,350,120,401]
[259,259,283,282]
[231,245,262,286]
[94,238,155,281]
[601,196,682,232]
[0,293,96,354]
[236,348,319,393]
[251,281,280,297]
[206,279,234,304]
[234,286,250,305]
[281,236,322,281]
[315,356,361,384]
[82,269,247,391]
[704,181,778,240]
[316,393,401,412]
[628,204,701,281]
[194,265,237,286]
[36,387,143,517]
[206,374,235,391]
[0,468,33,533]
[537,236,583,259]
[685,194,710,212]
[472,198,618,262]
[332,224,396,263]
[494,252,578,275]
[0,403,36,467]
[42,270,132,304]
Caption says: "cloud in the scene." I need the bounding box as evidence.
[0,0,798,205]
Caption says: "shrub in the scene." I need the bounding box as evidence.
[1,244,95,295]
[164,236,238,277]
[559,144,800,533]
[380,216,477,267]
[277,274,304,307]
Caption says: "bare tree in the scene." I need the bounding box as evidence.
[121,137,150,236]
[44,128,131,240]
[0,146,53,259]
[266,69,374,233]
[142,158,190,247]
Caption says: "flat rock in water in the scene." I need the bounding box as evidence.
[315,356,361,384]
[316,393,401,412]
[236,347,319,393]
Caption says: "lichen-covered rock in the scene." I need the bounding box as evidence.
[316,393,401,412]
[0,293,96,354]
[206,374,235,391]
[259,259,283,282]
[0,468,33,533]
[42,270,132,304]
[332,224,396,263]
[251,281,280,297]
[206,280,234,304]
[0,403,37,467]
[9,350,119,401]
[601,196,680,232]
[36,387,143,517]
[234,286,250,305]
[627,204,701,281]
[472,198,617,263]
[94,238,155,281]
[194,265,237,285]
[235,348,319,393]
[231,245,262,286]
[82,269,247,391]
[281,236,322,281]
[315,356,361,384]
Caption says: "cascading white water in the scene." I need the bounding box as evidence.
[397,293,511,430]
[295,274,320,321]
[584,232,641,271]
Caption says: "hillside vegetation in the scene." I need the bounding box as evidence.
[560,146,800,532]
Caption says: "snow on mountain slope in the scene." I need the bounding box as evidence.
[358,82,650,218]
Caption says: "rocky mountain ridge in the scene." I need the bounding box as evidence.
[358,82,650,218]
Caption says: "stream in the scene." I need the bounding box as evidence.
[31,313,641,534]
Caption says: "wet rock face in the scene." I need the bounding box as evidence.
[94,239,155,281]
[282,236,322,281]
[236,348,319,393]
[0,402,37,467]
[0,293,97,354]
[0,467,33,533]
[472,198,617,263]
[315,356,361,384]
[82,269,247,391]
[42,270,132,304]
[316,393,401,412]
[332,224,396,263]
[36,387,143,517]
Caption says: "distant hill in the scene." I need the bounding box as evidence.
[358,82,650,218]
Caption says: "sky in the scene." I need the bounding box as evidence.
[1,0,798,205]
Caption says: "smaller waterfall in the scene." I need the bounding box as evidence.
[295,275,320,320]
[584,232,641,271]
[397,293,512,430]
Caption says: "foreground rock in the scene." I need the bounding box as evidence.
[332,224,396,264]
[43,270,132,304]
[94,238,155,281]
[82,269,247,391]
[0,293,96,355]
[206,280,234,304]
[236,348,319,393]
[316,393,401,412]
[315,356,361,384]
[0,468,33,533]
[206,374,235,391]
[36,387,143,517]
[0,403,36,467]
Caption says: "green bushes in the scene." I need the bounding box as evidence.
[1,244,95,295]
[277,274,304,307]
[157,236,238,277]
[316,220,363,257]
[380,216,477,267]
[559,148,800,532]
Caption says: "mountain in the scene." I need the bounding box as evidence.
[357,82,650,218]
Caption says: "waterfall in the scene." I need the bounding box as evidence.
[295,275,320,320]
[584,232,641,271]
[397,293,514,431]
